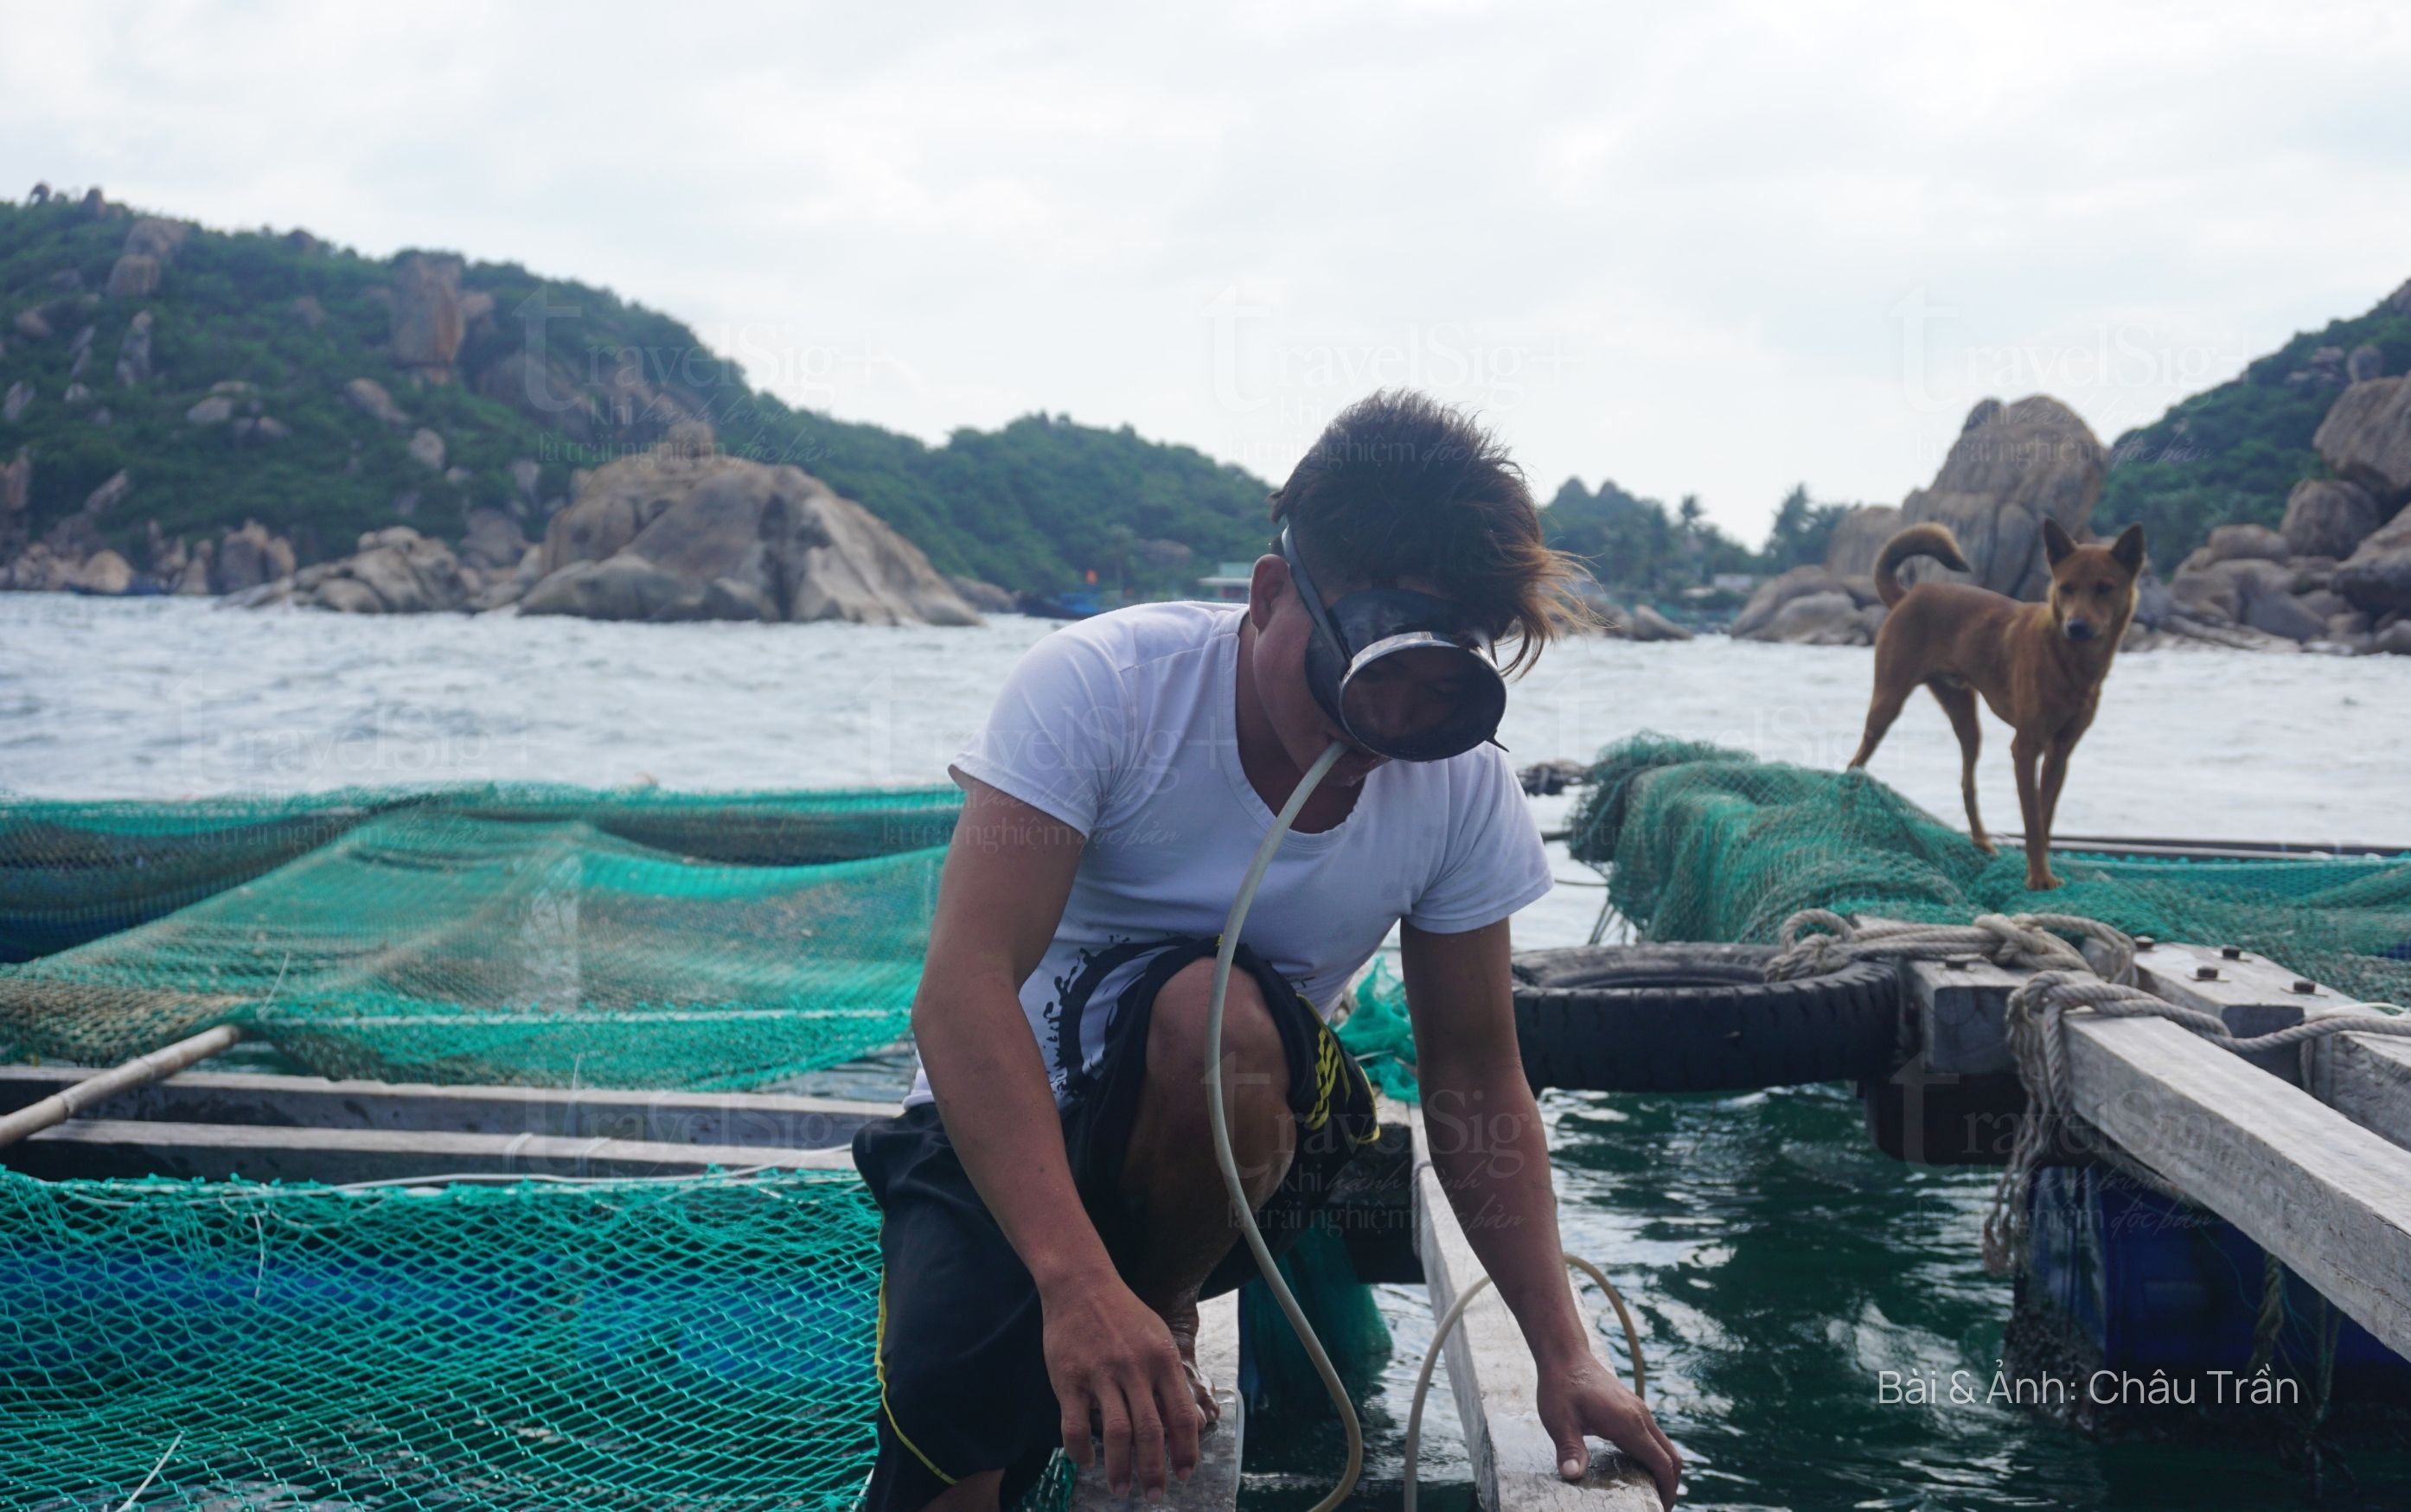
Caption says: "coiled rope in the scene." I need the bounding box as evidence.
[1764,909,2411,1281]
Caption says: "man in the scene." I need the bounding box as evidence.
[854,390,1682,1511]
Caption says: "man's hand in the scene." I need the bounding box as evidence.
[1537,1354,1682,1509]
[1042,1272,1203,1499]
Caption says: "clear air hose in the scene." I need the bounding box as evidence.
[1206,739,1649,1512]
[1205,741,1363,1512]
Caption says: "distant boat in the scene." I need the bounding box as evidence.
[1014,590,1105,621]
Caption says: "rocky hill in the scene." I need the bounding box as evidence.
[0,187,1272,605]
[2095,278,2411,560]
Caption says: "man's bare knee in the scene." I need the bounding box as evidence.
[1129,959,1293,1202]
[1147,958,1286,1107]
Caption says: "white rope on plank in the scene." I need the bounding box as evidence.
[1762,909,2411,1278]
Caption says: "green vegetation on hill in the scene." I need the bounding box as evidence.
[0,195,1271,593]
[2096,293,2411,561]
[1539,475,1850,600]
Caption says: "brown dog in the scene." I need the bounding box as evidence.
[1846,518,2146,890]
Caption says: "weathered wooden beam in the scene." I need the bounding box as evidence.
[1069,1289,1244,1512]
[2129,941,2311,1081]
[2308,1018,2411,1157]
[1410,1105,1660,1512]
[2059,1012,2411,1361]
[1897,954,2025,1075]
[0,1065,893,1150]
[3,1118,855,1184]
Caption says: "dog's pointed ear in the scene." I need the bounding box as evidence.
[2110,523,2146,572]
[2042,518,2075,566]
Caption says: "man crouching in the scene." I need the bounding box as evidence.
[853,389,1682,1511]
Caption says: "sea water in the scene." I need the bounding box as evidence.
[7,594,2411,1509]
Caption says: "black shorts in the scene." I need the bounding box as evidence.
[852,935,1379,1512]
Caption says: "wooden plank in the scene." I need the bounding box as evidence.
[1410,1106,1660,1512]
[2,1118,855,1184]
[1069,1288,1244,1512]
[0,1065,893,1149]
[2320,1030,2411,1154]
[2130,941,2311,1081]
[2131,941,2411,1145]
[2060,1012,2411,1360]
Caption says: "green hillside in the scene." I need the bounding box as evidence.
[0,193,1271,594]
[2096,287,2411,560]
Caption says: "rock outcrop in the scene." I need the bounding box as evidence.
[521,431,979,627]
[945,574,1017,615]
[1732,397,2104,646]
[2334,515,2411,616]
[106,217,189,300]
[2314,376,2411,509]
[2280,479,2381,559]
[1821,505,1903,578]
[343,377,411,427]
[390,255,466,380]
[227,527,471,614]
[1896,396,2107,601]
[113,309,152,387]
[210,520,297,594]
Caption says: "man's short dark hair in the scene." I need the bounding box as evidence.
[1269,389,1589,675]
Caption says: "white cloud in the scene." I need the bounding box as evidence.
[3,0,2406,539]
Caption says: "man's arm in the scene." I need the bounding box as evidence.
[1401,917,1682,1509]
[913,776,1202,1498]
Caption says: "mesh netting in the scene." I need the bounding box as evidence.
[1,783,962,962]
[0,786,961,1088]
[1567,734,2411,1004]
[0,1167,892,1510]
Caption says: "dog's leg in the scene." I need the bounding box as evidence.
[1848,684,1912,769]
[2011,732,2059,891]
[1928,679,1992,853]
[2039,736,2075,845]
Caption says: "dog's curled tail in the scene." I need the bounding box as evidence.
[1873,522,1973,607]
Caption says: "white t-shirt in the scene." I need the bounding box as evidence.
[904,600,1553,1107]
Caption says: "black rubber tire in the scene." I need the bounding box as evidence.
[1512,942,1900,1093]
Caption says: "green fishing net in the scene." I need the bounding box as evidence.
[1565,734,2411,1005]
[0,786,961,1088]
[0,1167,890,1509]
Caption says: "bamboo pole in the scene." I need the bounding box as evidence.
[0,1024,245,1149]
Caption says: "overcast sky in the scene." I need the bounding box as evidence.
[6,0,2408,539]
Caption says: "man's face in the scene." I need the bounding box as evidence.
[1243,552,1471,786]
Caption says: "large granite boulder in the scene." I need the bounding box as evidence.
[113,310,153,387]
[521,435,979,627]
[1731,565,1850,640]
[1895,396,2107,600]
[2199,522,2290,565]
[390,255,466,379]
[2333,515,2411,616]
[1622,603,1694,642]
[2280,478,2382,559]
[2169,557,2297,626]
[945,574,1017,614]
[228,528,470,614]
[2314,376,2411,508]
[64,549,134,595]
[343,376,412,428]
[1764,591,1883,646]
[1821,505,1903,578]
[458,507,531,572]
[209,520,297,594]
